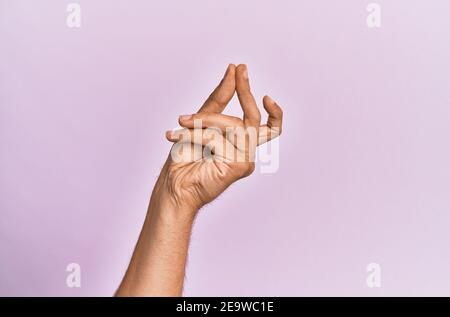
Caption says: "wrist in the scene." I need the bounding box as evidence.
[148,185,198,225]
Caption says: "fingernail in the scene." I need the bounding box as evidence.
[179,114,192,121]
[243,67,248,79]
[266,95,274,103]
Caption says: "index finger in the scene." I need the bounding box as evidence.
[198,64,236,114]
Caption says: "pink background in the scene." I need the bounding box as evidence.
[1,0,450,296]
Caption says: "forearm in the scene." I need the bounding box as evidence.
[116,191,196,296]
[115,64,282,297]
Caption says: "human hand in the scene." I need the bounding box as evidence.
[154,64,283,215]
[117,64,283,296]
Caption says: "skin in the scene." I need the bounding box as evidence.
[115,64,283,296]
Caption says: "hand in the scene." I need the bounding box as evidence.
[156,64,283,214]
[116,64,283,296]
